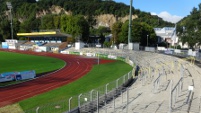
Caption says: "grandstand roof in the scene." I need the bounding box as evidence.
[17,31,72,37]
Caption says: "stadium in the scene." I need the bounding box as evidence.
[1,34,201,113]
[0,1,201,112]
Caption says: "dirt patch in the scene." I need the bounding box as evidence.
[0,104,23,113]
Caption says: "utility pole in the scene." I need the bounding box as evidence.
[128,0,133,44]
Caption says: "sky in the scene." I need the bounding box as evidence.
[115,0,201,23]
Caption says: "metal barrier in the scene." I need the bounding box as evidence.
[23,48,201,113]
[23,50,134,113]
[23,73,133,113]
[170,77,183,111]
[77,71,133,113]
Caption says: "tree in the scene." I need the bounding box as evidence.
[177,3,201,49]
[119,20,157,46]
[99,33,105,45]
[111,21,122,45]
[118,21,128,43]
[97,26,110,34]
[181,30,199,49]
[53,15,61,29]
[40,14,54,29]
[60,15,89,42]
[0,20,10,40]
[86,15,96,29]
[137,22,157,46]
[20,16,40,32]
[13,18,21,39]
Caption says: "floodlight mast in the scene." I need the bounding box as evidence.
[128,0,133,44]
[6,2,13,40]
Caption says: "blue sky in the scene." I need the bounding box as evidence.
[115,0,201,23]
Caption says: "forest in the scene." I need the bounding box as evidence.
[0,0,175,46]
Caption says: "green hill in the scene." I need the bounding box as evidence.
[0,0,174,42]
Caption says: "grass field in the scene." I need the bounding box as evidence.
[0,51,65,74]
[0,51,65,86]
[19,60,133,112]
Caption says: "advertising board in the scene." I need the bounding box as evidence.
[2,42,8,49]
[0,70,36,82]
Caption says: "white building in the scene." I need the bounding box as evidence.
[154,27,178,46]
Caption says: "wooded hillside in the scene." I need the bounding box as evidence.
[0,0,174,43]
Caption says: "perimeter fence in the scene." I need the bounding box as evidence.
[24,72,134,113]
[23,48,135,113]
[23,48,200,113]
[159,49,200,63]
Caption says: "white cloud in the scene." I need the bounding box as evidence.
[151,12,157,16]
[151,11,183,23]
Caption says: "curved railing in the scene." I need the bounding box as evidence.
[24,48,135,113]
[24,48,200,113]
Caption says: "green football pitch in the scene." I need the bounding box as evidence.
[0,51,65,86]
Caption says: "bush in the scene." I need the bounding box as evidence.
[169,45,181,49]
[103,41,111,48]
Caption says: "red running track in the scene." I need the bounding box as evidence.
[0,49,115,107]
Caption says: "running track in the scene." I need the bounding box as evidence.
[0,49,115,107]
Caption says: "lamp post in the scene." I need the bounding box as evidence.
[6,2,13,40]
[147,35,149,47]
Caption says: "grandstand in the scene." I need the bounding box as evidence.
[59,47,201,113]
[15,30,71,52]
